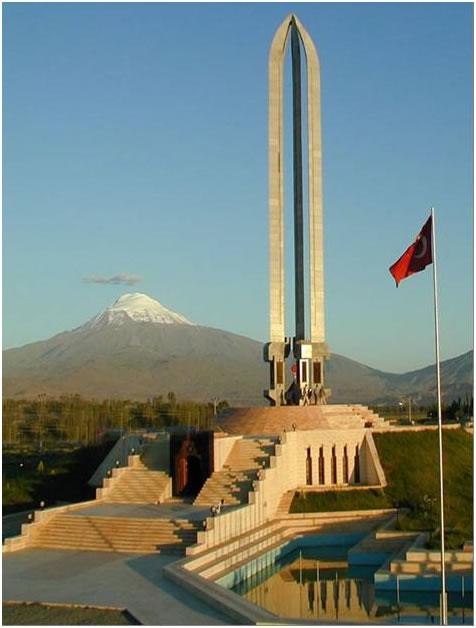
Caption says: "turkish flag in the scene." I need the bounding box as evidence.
[389,216,433,287]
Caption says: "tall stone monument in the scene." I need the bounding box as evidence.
[264,14,330,406]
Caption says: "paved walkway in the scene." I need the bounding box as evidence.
[3,548,230,625]
[70,502,215,521]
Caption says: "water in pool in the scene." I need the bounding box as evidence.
[230,545,473,624]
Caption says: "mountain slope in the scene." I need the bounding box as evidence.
[4,322,267,404]
[3,294,472,404]
[326,351,473,405]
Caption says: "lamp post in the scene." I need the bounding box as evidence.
[38,393,46,452]
[399,399,412,424]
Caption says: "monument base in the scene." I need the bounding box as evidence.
[214,404,386,436]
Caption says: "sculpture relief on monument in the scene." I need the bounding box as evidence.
[264,15,331,407]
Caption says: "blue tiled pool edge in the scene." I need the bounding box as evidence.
[217,532,365,590]
[374,571,474,593]
[217,533,474,595]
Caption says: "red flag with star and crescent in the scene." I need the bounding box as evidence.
[389,216,433,287]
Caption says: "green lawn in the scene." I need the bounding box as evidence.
[2,602,139,625]
[291,488,392,513]
[374,428,473,548]
[290,429,473,549]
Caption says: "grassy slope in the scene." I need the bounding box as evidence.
[374,429,473,547]
[291,429,473,548]
[2,603,137,625]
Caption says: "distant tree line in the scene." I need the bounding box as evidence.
[2,394,229,449]
[429,396,473,421]
[371,395,473,423]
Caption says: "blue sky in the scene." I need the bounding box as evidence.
[3,2,473,372]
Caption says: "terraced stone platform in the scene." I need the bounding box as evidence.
[215,404,385,435]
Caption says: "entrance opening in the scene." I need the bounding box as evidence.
[179,455,202,496]
[354,445,360,483]
[305,447,313,484]
[331,445,337,484]
[170,431,213,497]
[318,446,325,484]
[343,445,349,483]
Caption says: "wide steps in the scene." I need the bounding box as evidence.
[30,543,185,554]
[41,514,198,527]
[187,520,287,578]
[37,523,197,536]
[29,514,199,554]
[29,538,188,553]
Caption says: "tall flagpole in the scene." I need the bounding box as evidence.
[431,206,447,625]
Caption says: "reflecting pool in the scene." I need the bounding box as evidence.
[230,545,473,624]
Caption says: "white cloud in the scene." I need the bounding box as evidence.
[83,273,142,286]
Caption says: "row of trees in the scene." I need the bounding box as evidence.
[371,396,473,423]
[2,394,229,449]
[436,396,473,420]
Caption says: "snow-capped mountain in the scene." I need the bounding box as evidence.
[2,293,472,404]
[83,293,195,329]
[3,294,266,403]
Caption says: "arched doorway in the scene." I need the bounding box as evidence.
[171,431,213,497]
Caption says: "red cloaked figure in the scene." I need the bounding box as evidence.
[389,215,433,286]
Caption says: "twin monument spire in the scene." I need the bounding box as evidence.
[264,15,330,406]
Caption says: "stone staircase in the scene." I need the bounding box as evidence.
[389,549,474,576]
[370,520,474,591]
[27,513,201,554]
[194,437,276,507]
[275,490,295,517]
[99,458,170,504]
[3,450,188,554]
[185,519,288,581]
[319,404,387,429]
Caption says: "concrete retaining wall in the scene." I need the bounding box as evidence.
[213,435,242,472]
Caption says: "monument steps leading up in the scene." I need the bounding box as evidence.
[28,513,200,554]
[4,452,180,554]
[194,522,289,581]
[194,438,276,507]
[98,458,170,504]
